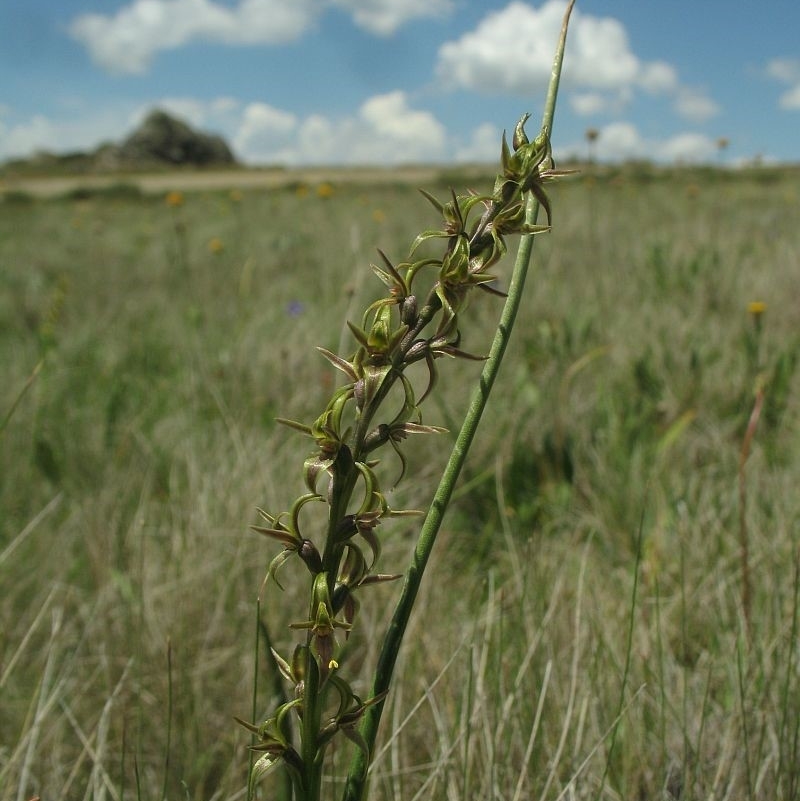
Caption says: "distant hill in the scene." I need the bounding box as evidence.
[2,109,238,176]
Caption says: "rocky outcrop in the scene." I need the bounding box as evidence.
[116,110,236,167]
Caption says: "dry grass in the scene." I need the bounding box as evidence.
[1,167,799,800]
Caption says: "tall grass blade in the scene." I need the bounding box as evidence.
[737,638,755,801]
[738,386,765,641]
[0,357,44,438]
[0,492,62,569]
[15,609,62,801]
[161,638,173,801]
[596,503,645,800]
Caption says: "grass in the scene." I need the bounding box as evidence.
[1,165,799,800]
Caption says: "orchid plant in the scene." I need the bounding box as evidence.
[239,4,576,799]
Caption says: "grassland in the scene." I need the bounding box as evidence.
[1,164,799,800]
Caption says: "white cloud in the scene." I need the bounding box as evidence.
[766,58,800,110]
[658,132,718,163]
[779,84,800,110]
[234,91,446,165]
[767,58,800,84]
[594,121,643,161]
[0,110,132,161]
[232,102,298,161]
[210,97,241,115]
[436,1,719,128]
[0,115,57,159]
[70,0,454,73]
[240,102,297,137]
[436,1,666,95]
[70,0,315,74]
[359,91,445,157]
[569,89,632,116]
[568,10,641,90]
[331,0,453,36]
[454,123,503,163]
[573,122,718,163]
[673,87,720,122]
[638,61,678,94]
[570,93,608,116]
[436,1,569,94]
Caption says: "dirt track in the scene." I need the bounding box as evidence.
[0,165,466,198]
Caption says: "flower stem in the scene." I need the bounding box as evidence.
[340,3,575,799]
[301,653,323,801]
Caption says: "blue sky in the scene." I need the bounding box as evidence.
[1,0,799,166]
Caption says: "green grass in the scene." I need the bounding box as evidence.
[1,167,799,800]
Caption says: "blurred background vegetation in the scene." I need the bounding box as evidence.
[1,164,799,800]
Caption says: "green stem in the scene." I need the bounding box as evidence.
[321,289,445,584]
[301,653,323,801]
[341,3,575,799]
